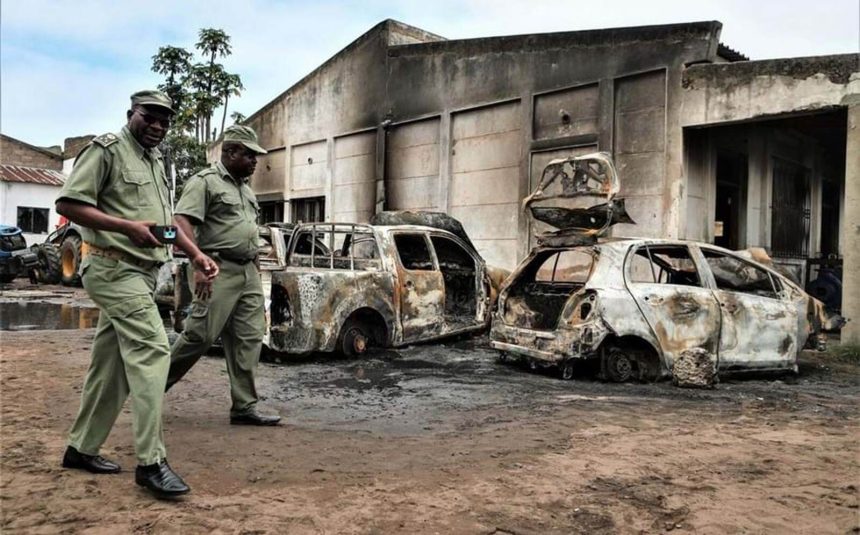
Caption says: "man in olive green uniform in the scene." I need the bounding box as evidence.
[57,90,219,498]
[167,125,280,426]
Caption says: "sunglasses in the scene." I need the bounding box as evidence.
[136,109,172,129]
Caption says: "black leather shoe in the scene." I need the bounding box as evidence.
[62,446,121,474]
[135,460,190,497]
[230,409,282,426]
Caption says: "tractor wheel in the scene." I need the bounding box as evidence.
[60,235,82,286]
[337,318,372,357]
[32,244,62,284]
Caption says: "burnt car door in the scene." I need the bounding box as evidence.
[392,232,445,341]
[625,244,721,365]
[428,234,489,329]
[699,248,798,370]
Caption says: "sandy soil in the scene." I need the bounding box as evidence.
[1,284,858,534]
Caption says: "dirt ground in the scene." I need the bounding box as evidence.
[1,282,858,534]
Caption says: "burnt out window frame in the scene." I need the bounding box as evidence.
[288,223,380,271]
[626,244,704,288]
[392,232,437,272]
[534,248,595,284]
[700,248,782,301]
[428,233,480,271]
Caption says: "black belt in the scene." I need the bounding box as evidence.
[206,251,256,265]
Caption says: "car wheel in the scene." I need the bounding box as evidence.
[338,318,371,357]
[604,347,635,382]
[559,360,575,380]
[60,235,82,286]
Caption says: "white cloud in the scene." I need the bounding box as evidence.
[1,0,857,147]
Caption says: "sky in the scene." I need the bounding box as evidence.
[2,0,858,149]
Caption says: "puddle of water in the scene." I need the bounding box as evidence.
[0,302,100,331]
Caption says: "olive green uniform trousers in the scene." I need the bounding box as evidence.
[167,259,265,415]
[67,255,168,465]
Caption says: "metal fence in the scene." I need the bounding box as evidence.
[771,158,811,258]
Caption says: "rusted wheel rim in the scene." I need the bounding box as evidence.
[349,329,367,354]
[610,354,633,380]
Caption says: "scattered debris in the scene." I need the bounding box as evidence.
[672,347,718,388]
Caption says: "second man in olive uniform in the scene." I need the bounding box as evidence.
[167,125,280,426]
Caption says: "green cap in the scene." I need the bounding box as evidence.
[223,125,267,154]
[130,89,175,114]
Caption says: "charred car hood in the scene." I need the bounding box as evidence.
[524,152,634,245]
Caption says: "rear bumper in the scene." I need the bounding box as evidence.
[490,318,609,364]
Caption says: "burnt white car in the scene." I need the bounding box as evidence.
[490,238,825,381]
[490,152,828,381]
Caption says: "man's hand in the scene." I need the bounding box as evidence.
[191,253,219,280]
[192,268,214,300]
[124,220,162,248]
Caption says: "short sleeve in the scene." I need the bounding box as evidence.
[56,145,109,207]
[175,175,208,223]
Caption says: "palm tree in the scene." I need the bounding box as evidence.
[230,111,246,125]
[195,29,231,141]
[215,72,244,136]
[151,46,192,111]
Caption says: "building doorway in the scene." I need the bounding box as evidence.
[714,151,747,250]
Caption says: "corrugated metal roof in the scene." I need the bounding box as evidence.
[0,165,66,186]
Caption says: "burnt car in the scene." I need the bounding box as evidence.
[269,216,498,356]
[490,238,831,381]
[490,152,831,382]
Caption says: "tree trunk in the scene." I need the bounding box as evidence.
[220,94,229,136]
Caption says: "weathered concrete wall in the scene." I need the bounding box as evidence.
[681,55,860,127]
[383,22,721,266]
[235,20,443,221]
[333,130,376,222]
[0,135,63,171]
[841,97,860,344]
[386,118,441,211]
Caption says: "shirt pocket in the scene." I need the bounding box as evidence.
[121,169,153,207]
[218,192,241,207]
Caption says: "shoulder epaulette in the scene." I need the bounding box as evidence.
[92,133,119,148]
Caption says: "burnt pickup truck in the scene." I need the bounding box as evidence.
[269,219,500,356]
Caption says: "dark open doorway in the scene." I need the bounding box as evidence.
[714,151,747,250]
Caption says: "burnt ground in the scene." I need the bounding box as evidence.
[1,281,859,534]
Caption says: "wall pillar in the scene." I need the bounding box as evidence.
[841,97,860,344]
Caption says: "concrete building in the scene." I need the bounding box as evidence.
[230,20,858,340]
[0,135,66,243]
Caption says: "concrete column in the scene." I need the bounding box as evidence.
[841,98,860,344]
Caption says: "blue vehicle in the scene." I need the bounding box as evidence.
[0,225,40,283]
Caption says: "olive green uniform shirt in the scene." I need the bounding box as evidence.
[175,162,259,260]
[57,126,171,263]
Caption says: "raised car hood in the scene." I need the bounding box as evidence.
[524,152,634,244]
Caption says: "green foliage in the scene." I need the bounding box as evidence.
[163,131,207,198]
[149,28,244,201]
[828,344,860,364]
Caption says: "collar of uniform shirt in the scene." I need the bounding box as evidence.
[216,160,248,185]
[121,126,161,161]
